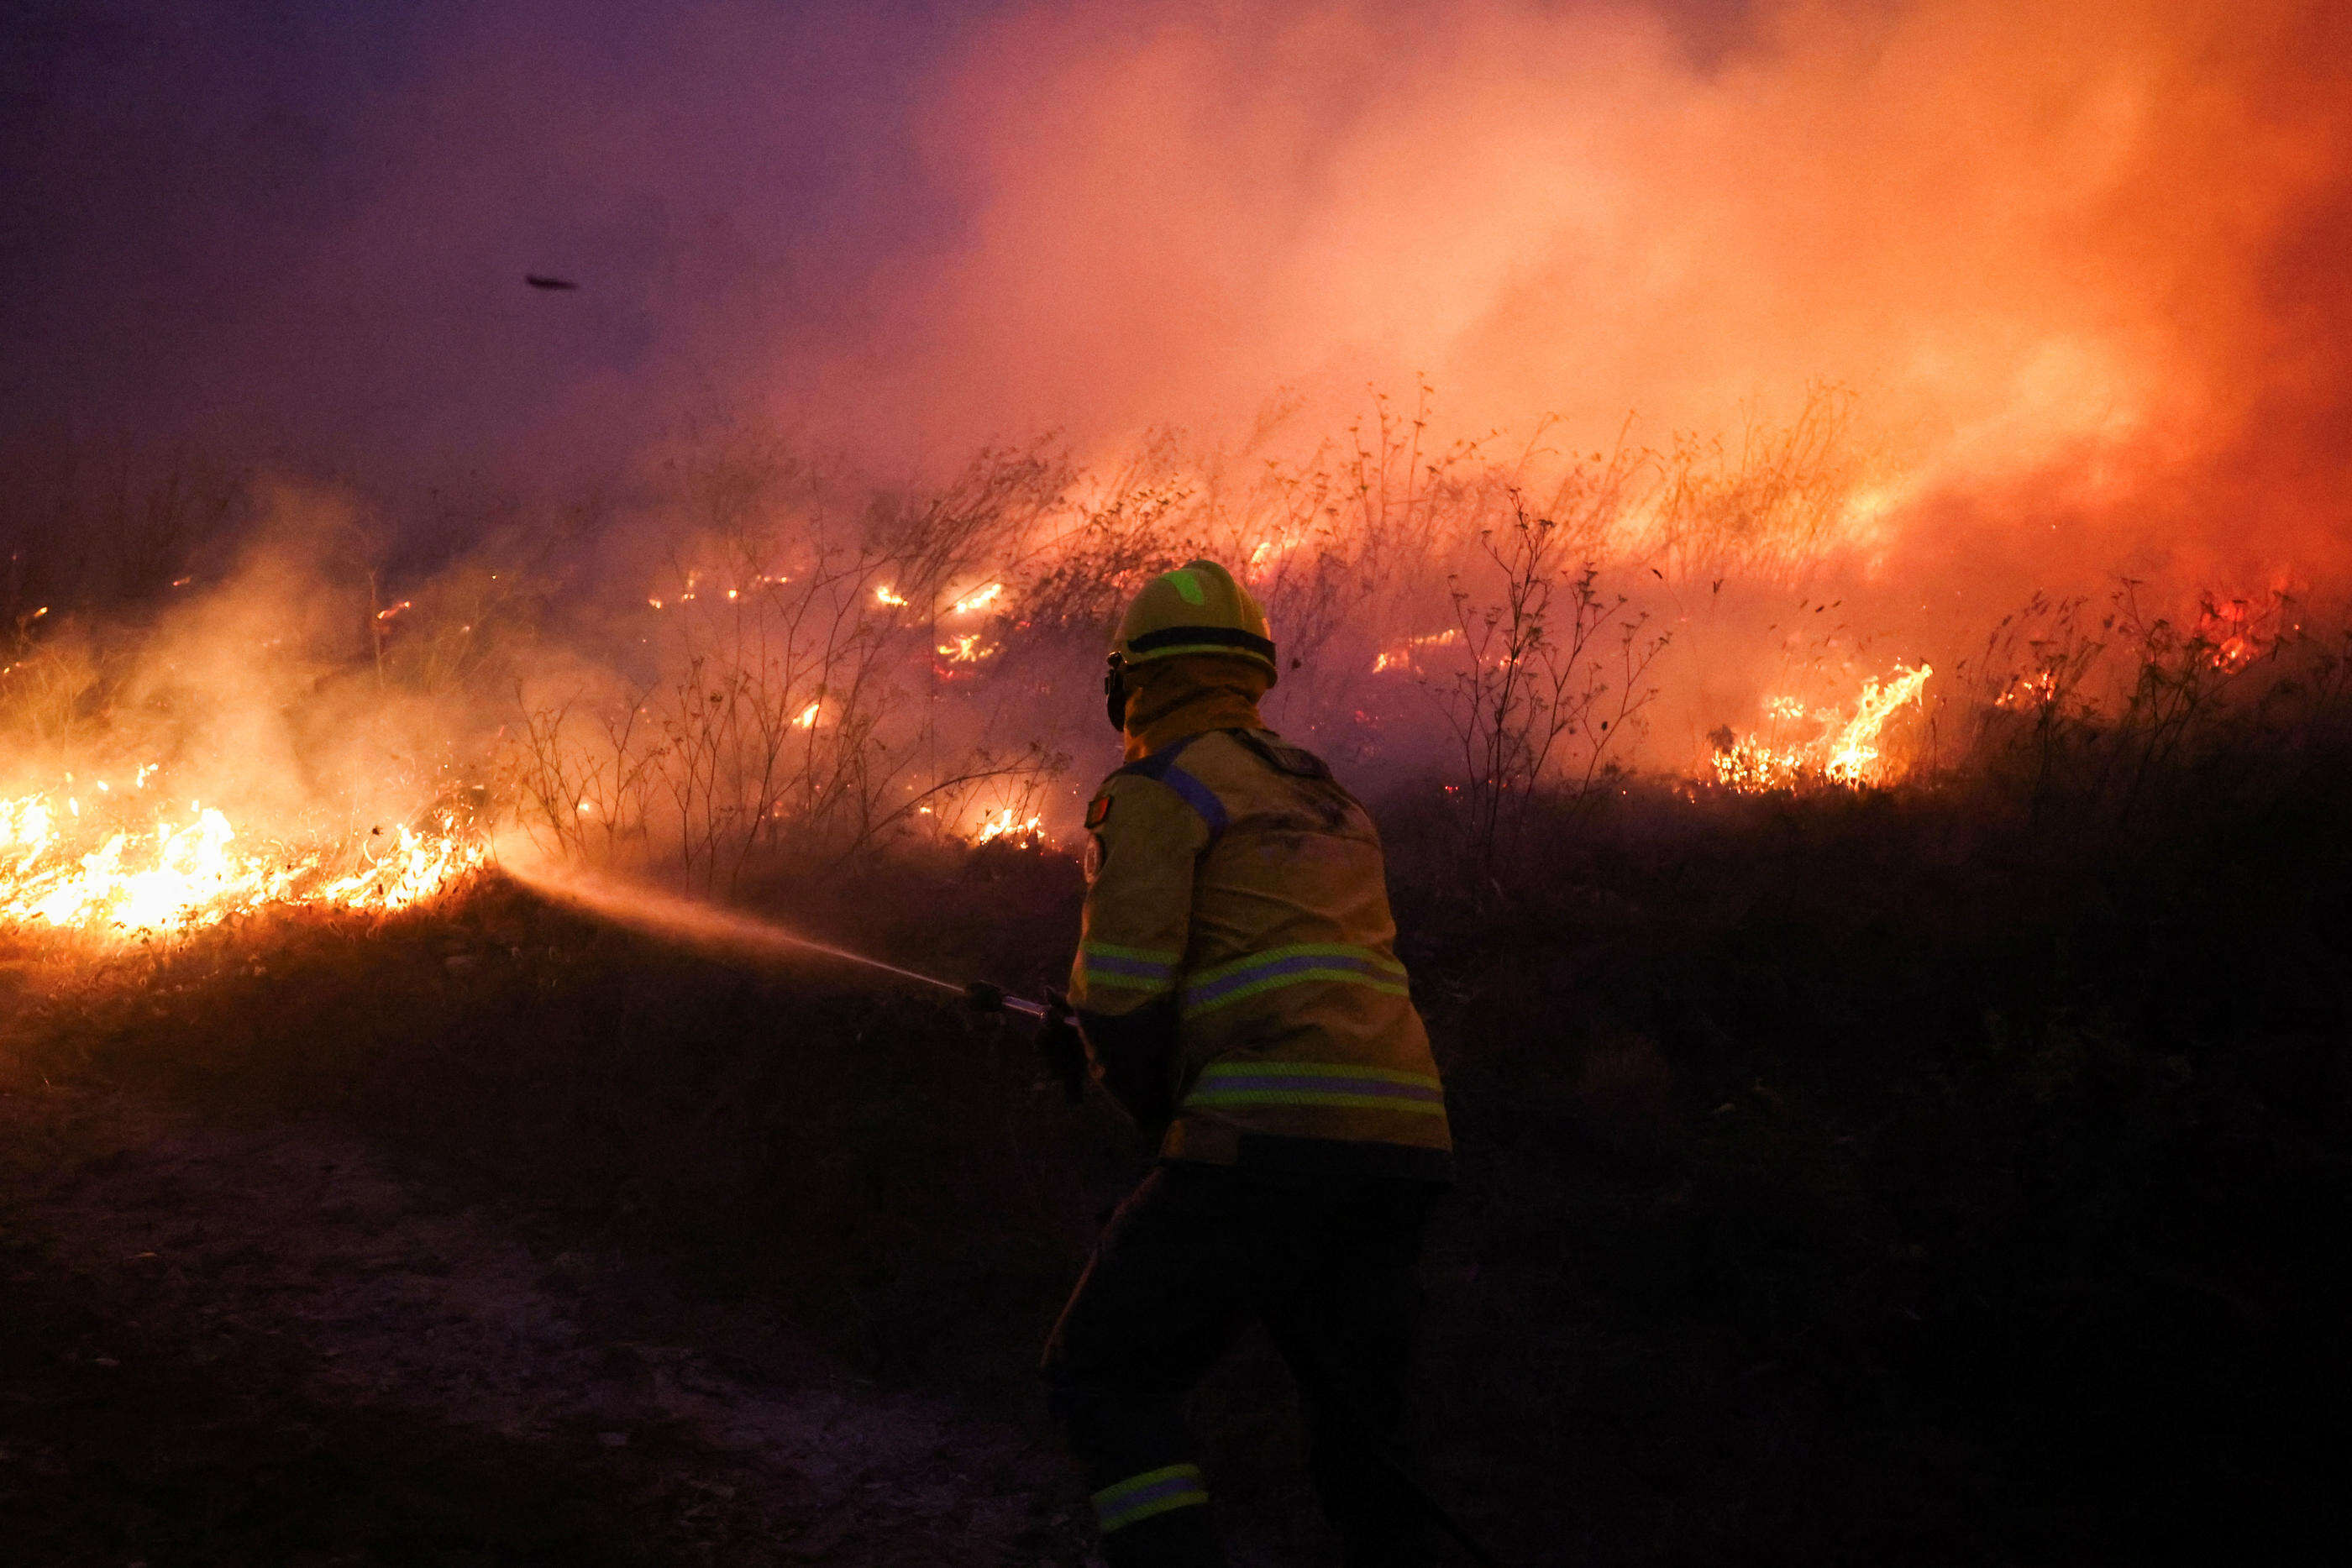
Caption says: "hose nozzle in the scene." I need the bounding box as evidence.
[964,980,1048,1020]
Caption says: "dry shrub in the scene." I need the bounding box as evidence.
[0,614,103,754]
[1428,489,1669,883]
[1646,383,1867,585]
[1952,580,2352,823]
[503,441,1070,886]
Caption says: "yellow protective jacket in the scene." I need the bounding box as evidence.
[1069,723,1452,1181]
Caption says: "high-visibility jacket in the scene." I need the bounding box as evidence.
[1069,726,1452,1177]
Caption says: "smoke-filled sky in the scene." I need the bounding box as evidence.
[8,0,2349,589]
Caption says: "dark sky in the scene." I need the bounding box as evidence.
[3,1,1767,491]
[2,1,991,481]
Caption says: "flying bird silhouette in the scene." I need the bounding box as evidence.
[524,275,580,291]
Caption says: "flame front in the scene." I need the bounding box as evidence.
[1713,664,1933,793]
[1,779,485,938]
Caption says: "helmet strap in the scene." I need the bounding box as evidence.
[1102,653,1130,732]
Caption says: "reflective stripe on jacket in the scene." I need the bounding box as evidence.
[1070,727,1451,1164]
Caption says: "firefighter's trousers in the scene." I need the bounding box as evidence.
[1042,1161,1441,1568]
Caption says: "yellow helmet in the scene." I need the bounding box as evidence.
[1112,559,1277,677]
[1103,559,1277,728]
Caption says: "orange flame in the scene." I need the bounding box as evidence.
[1370,628,1460,674]
[1712,663,1932,793]
[1,779,484,937]
[969,805,1043,846]
[935,634,995,663]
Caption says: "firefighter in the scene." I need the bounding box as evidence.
[1039,559,1452,1568]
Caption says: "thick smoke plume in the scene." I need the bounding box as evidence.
[847,1,2352,590]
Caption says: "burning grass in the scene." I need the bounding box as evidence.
[0,779,485,936]
[1707,661,1933,792]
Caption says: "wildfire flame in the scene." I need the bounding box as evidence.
[935,634,995,664]
[970,805,1043,847]
[1994,669,2059,711]
[1371,628,1461,674]
[1712,663,1933,792]
[948,583,1004,615]
[1821,664,1933,784]
[2196,595,2275,674]
[1,779,485,938]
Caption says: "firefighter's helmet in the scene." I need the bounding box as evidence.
[1111,560,1278,679]
[1104,561,1278,729]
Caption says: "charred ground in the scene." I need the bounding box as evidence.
[4,733,2346,1566]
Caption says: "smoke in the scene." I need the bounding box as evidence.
[7,0,2351,831]
[0,480,493,831]
[833,0,2351,593]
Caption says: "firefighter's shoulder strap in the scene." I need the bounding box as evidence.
[1110,732,1228,837]
[1113,728,1341,839]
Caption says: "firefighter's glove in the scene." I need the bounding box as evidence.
[1035,989,1088,1104]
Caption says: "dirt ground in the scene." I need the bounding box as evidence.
[0,1083,1098,1568]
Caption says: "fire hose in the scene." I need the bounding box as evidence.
[502,863,1051,1015]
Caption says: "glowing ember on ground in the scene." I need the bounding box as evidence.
[935,635,994,663]
[1711,664,1933,792]
[0,779,485,937]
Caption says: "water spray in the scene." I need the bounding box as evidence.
[502,861,1048,1018]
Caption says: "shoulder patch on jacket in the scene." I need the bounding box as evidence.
[1085,793,1113,830]
[1234,728,1333,780]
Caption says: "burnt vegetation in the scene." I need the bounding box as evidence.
[3,432,2346,1564]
